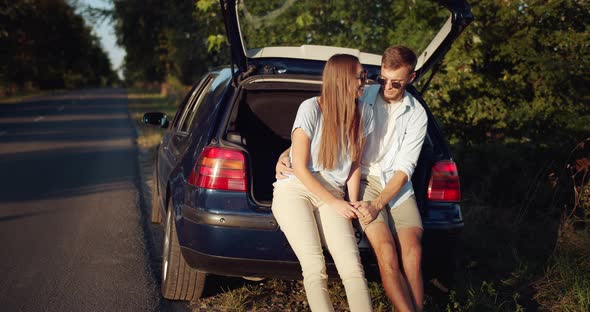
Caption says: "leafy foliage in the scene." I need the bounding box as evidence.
[424,0,590,144]
[111,0,229,85]
[198,0,447,57]
[192,0,589,145]
[0,0,117,92]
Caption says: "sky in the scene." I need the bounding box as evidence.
[74,0,126,79]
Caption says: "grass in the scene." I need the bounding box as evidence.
[127,90,177,151]
[128,86,590,311]
[193,279,310,311]
[438,137,590,312]
[192,279,396,312]
[0,89,64,104]
[534,225,590,311]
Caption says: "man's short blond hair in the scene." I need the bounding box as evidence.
[381,46,417,72]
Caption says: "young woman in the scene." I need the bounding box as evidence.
[271,54,374,312]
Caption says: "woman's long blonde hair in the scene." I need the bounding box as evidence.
[318,54,363,170]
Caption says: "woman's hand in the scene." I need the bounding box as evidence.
[329,199,361,219]
[275,155,293,180]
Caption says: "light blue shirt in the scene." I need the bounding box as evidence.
[360,84,428,208]
[288,97,375,187]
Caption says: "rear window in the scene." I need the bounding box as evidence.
[188,69,232,132]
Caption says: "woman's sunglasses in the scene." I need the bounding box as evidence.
[355,70,368,84]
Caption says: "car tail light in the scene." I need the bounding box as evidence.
[188,147,247,192]
[427,160,461,202]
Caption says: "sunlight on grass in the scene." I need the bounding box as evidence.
[217,284,264,311]
[0,90,60,104]
[127,89,177,152]
[192,279,311,311]
[533,223,590,311]
[127,93,163,99]
[137,131,163,149]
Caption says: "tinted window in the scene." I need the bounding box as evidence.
[187,69,233,132]
[174,75,212,133]
[180,77,215,132]
[171,84,200,130]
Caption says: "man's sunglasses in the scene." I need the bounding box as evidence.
[356,70,368,84]
[376,76,406,89]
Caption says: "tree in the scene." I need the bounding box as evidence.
[111,0,589,145]
[0,0,117,92]
[197,0,447,58]
[111,0,229,85]
[423,0,590,144]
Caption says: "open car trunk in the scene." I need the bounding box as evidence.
[224,80,438,214]
[225,80,322,204]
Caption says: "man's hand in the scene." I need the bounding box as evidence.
[275,154,293,179]
[329,199,361,219]
[351,201,380,225]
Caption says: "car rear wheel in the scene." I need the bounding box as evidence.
[161,202,206,300]
[150,164,162,224]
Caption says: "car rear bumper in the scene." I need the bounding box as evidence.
[180,245,302,279]
[182,203,278,230]
[423,202,464,231]
[180,244,381,280]
[179,204,380,279]
[179,203,460,280]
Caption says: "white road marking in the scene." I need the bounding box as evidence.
[57,105,65,111]
[33,116,45,122]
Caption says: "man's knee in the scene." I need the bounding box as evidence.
[402,243,422,268]
[365,223,401,271]
[375,242,402,274]
[365,222,394,250]
[396,228,423,267]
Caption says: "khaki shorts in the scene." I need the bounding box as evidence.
[358,175,423,233]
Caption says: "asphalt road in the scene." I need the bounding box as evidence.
[0,89,186,311]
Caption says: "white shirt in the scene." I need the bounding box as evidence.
[359,84,428,208]
[362,94,403,177]
[286,97,375,187]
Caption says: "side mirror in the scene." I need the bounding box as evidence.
[143,112,169,128]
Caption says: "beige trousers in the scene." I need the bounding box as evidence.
[272,173,372,312]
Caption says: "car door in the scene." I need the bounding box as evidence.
[158,75,216,196]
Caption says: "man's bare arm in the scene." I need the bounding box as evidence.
[371,171,408,210]
[353,171,407,225]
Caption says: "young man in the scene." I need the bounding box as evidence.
[276,46,427,312]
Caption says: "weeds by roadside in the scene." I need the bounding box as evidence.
[127,91,176,151]
[441,138,590,312]
[533,139,590,312]
[0,89,64,104]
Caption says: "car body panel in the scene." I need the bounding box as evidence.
[155,69,234,234]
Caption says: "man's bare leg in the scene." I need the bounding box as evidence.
[365,222,415,312]
[396,227,423,312]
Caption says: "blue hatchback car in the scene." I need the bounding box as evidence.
[143,0,473,301]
